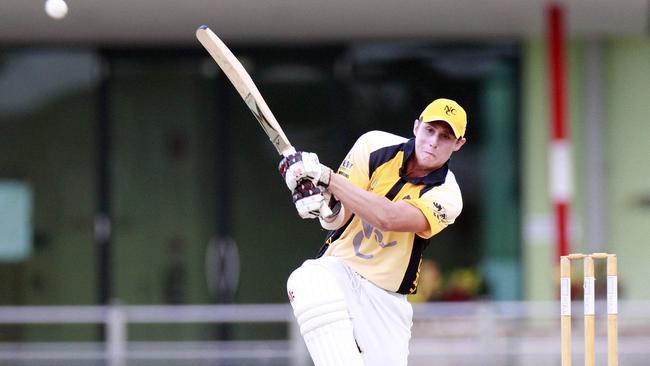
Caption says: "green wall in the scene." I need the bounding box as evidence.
[522,37,650,300]
[111,60,214,307]
[605,38,650,300]
[0,84,97,340]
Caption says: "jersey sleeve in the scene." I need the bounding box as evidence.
[404,185,463,239]
[335,133,373,190]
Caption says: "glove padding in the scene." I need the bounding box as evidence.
[292,180,331,219]
[279,152,332,191]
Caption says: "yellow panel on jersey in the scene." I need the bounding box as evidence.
[320,131,463,294]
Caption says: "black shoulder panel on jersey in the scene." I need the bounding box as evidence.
[368,142,404,177]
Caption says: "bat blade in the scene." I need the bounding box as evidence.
[196,25,295,156]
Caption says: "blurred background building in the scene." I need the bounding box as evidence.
[0,0,648,364]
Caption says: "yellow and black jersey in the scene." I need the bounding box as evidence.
[318,130,463,294]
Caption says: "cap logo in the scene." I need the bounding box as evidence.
[444,105,456,116]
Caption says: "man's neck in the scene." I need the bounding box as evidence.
[404,157,443,178]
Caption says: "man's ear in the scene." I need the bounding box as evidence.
[453,137,467,152]
[413,119,421,136]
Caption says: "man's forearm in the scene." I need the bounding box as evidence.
[326,174,399,231]
[326,173,430,233]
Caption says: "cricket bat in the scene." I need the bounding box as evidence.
[196,25,332,217]
[196,25,295,157]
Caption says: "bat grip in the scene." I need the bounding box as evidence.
[282,146,297,156]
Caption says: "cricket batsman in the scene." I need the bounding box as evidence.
[278,98,467,365]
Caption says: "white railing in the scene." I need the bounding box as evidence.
[0,303,305,366]
[1,300,650,366]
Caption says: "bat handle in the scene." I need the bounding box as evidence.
[281,146,296,156]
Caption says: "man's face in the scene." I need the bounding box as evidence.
[413,120,466,170]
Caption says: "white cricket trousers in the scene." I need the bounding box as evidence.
[291,256,413,366]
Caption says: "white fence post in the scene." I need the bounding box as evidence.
[106,300,126,366]
[477,302,498,361]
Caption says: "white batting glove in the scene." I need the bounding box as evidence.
[279,152,332,191]
[295,194,325,219]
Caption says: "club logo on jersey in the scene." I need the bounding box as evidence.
[432,202,450,224]
[287,290,295,302]
[340,158,353,170]
[338,157,354,179]
[353,220,397,259]
[444,105,456,116]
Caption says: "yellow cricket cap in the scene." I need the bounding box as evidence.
[419,98,467,138]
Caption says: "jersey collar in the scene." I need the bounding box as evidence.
[399,138,449,186]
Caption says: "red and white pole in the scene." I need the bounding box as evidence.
[548,3,571,258]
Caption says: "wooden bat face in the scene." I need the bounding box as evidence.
[196,25,295,156]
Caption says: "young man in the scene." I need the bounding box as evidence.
[278,98,467,365]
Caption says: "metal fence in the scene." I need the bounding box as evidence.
[1,300,649,366]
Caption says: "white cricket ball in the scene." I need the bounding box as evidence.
[45,0,68,20]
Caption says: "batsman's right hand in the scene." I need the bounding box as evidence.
[291,180,332,219]
[292,180,325,219]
